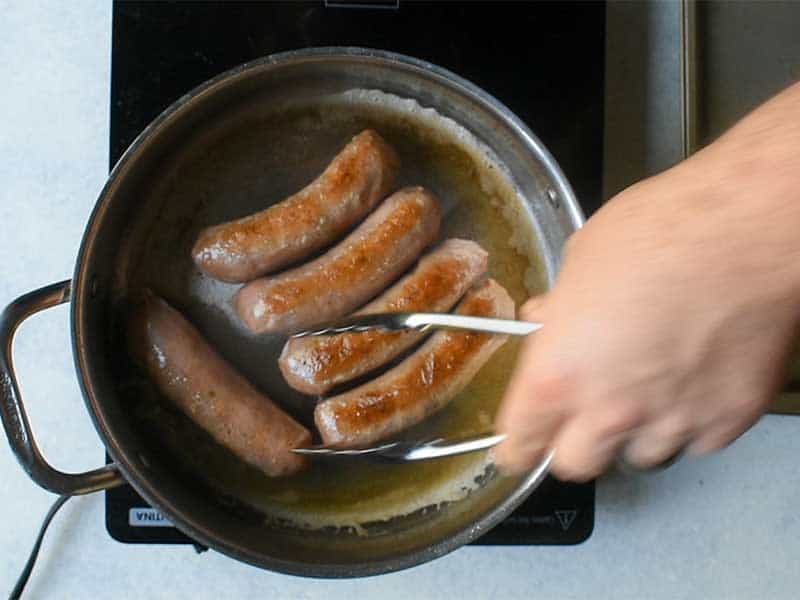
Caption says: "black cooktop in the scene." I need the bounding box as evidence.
[107,0,603,547]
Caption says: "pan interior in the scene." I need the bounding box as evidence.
[79,54,566,574]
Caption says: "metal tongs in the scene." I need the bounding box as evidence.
[290,312,543,462]
[290,312,542,340]
[292,431,508,463]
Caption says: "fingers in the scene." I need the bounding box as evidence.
[620,409,695,469]
[496,287,775,479]
[495,293,570,474]
[494,351,569,474]
[686,407,764,455]
[548,405,641,481]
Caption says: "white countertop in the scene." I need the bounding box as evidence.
[2,3,799,599]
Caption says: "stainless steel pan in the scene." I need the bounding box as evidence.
[0,48,582,577]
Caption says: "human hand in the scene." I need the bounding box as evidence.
[495,82,800,480]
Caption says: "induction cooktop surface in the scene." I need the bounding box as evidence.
[106,0,604,547]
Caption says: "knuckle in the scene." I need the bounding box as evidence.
[528,365,578,405]
[623,441,678,469]
[727,392,767,419]
[657,411,695,440]
[688,433,729,455]
[551,425,620,482]
[596,403,646,436]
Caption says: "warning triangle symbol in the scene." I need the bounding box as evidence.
[555,509,577,531]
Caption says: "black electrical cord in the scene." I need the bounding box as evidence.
[9,494,72,600]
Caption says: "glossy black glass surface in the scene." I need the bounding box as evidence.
[107,0,603,547]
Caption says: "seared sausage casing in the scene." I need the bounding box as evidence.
[128,291,311,477]
[192,130,400,283]
[235,186,442,334]
[314,279,514,448]
[279,239,488,394]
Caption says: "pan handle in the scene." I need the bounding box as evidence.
[0,280,124,495]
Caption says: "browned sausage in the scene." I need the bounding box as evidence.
[235,187,442,334]
[128,290,311,477]
[314,279,515,448]
[278,239,489,395]
[192,130,400,283]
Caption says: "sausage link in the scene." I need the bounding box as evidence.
[314,279,514,448]
[128,290,311,477]
[192,130,400,283]
[235,186,442,334]
[279,239,488,394]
